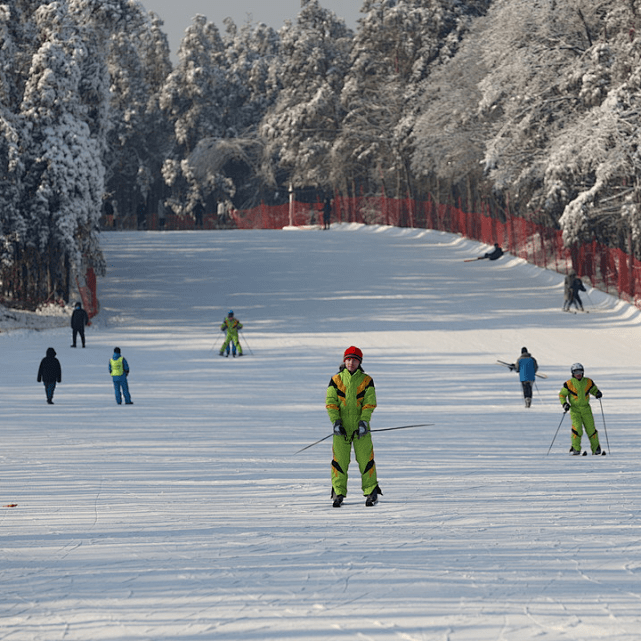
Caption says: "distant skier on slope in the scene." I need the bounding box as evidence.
[466,243,504,262]
[563,271,586,312]
[559,363,602,455]
[509,347,538,408]
[219,310,243,357]
[325,346,382,507]
[483,243,504,260]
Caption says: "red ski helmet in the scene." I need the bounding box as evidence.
[343,346,363,362]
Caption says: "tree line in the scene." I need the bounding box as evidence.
[2,0,640,307]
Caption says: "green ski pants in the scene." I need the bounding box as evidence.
[331,433,378,496]
[570,406,600,453]
[220,334,242,355]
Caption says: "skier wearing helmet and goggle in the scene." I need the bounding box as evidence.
[559,363,604,455]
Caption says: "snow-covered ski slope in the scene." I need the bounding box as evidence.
[3,224,641,640]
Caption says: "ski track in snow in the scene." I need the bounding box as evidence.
[2,224,641,640]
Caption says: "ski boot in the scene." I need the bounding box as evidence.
[365,485,382,506]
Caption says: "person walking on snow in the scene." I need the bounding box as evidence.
[109,347,133,405]
[559,363,602,455]
[509,347,538,407]
[326,346,382,507]
[37,347,61,404]
[70,301,89,347]
[219,310,243,357]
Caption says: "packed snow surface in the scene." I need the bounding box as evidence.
[2,224,641,640]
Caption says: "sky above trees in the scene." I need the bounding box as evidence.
[140,0,361,60]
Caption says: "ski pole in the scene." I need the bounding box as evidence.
[295,433,332,454]
[534,381,542,404]
[370,423,433,434]
[598,398,610,453]
[547,410,568,455]
[240,330,253,355]
[294,423,433,454]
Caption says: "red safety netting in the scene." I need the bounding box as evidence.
[231,195,641,308]
[76,267,99,318]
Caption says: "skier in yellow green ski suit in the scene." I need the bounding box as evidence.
[559,362,602,455]
[219,310,243,357]
[326,346,382,507]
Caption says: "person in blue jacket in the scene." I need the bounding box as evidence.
[510,347,538,407]
[109,347,133,405]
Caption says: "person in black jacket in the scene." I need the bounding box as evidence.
[570,275,586,311]
[37,347,62,404]
[483,243,504,261]
[71,301,89,347]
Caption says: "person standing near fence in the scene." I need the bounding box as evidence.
[563,270,586,312]
[70,301,89,348]
[323,197,332,230]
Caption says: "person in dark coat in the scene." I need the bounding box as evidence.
[483,243,504,261]
[37,347,62,404]
[323,197,332,230]
[563,271,586,311]
[71,301,89,347]
[570,275,586,311]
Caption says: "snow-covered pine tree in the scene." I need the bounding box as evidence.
[470,0,641,251]
[411,31,490,211]
[186,19,281,210]
[159,15,230,218]
[17,1,107,303]
[1,0,143,306]
[336,0,488,201]
[260,0,353,194]
[105,8,173,228]
[0,5,24,292]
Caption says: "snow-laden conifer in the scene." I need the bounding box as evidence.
[260,0,352,192]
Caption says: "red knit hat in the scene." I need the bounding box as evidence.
[343,346,363,362]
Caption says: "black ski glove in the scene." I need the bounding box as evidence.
[595,390,602,399]
[563,402,570,412]
[333,420,346,437]
[355,421,369,439]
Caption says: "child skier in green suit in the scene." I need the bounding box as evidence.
[559,362,603,455]
[326,346,382,507]
[219,310,243,357]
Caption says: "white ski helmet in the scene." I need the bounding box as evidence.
[571,362,584,375]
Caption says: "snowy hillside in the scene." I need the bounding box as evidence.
[2,224,641,640]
